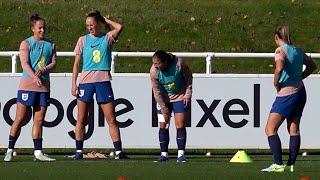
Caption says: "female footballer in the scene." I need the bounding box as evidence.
[150,50,193,163]
[261,26,317,172]
[4,14,57,162]
[70,11,129,160]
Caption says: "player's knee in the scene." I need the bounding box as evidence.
[288,128,300,136]
[159,122,168,129]
[265,125,277,136]
[13,116,24,125]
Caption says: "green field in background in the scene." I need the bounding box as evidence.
[0,0,320,73]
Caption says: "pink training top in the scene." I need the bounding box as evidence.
[18,40,56,92]
[274,47,304,96]
[74,35,112,83]
[150,58,192,115]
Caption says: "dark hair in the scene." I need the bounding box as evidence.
[29,14,45,29]
[87,10,111,31]
[274,25,292,44]
[153,50,176,64]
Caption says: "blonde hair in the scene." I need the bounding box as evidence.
[274,25,292,44]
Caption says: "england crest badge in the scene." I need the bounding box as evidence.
[22,93,28,101]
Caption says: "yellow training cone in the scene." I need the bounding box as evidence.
[229,150,252,163]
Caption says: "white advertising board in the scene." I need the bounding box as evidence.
[0,73,319,149]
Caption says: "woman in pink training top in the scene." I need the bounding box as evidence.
[4,14,57,162]
[70,10,129,160]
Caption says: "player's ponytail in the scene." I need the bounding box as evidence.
[275,25,292,45]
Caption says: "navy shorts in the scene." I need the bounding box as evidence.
[77,81,114,104]
[157,100,189,115]
[17,90,50,107]
[270,87,306,120]
[157,100,189,123]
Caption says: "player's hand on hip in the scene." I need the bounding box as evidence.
[183,98,191,108]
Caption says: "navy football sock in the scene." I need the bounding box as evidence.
[287,135,301,166]
[268,134,282,165]
[76,140,84,151]
[33,138,43,150]
[113,141,122,152]
[176,127,186,150]
[159,128,169,152]
[8,135,18,149]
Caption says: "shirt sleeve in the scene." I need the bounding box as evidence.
[150,65,169,115]
[274,47,286,62]
[74,36,84,55]
[19,40,29,62]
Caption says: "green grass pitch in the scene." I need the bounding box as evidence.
[0,154,319,180]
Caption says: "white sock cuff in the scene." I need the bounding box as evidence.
[178,150,185,157]
[161,152,168,157]
[116,151,122,155]
[7,149,13,153]
[34,150,42,156]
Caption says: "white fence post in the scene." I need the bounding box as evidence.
[11,54,17,73]
[206,53,214,74]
